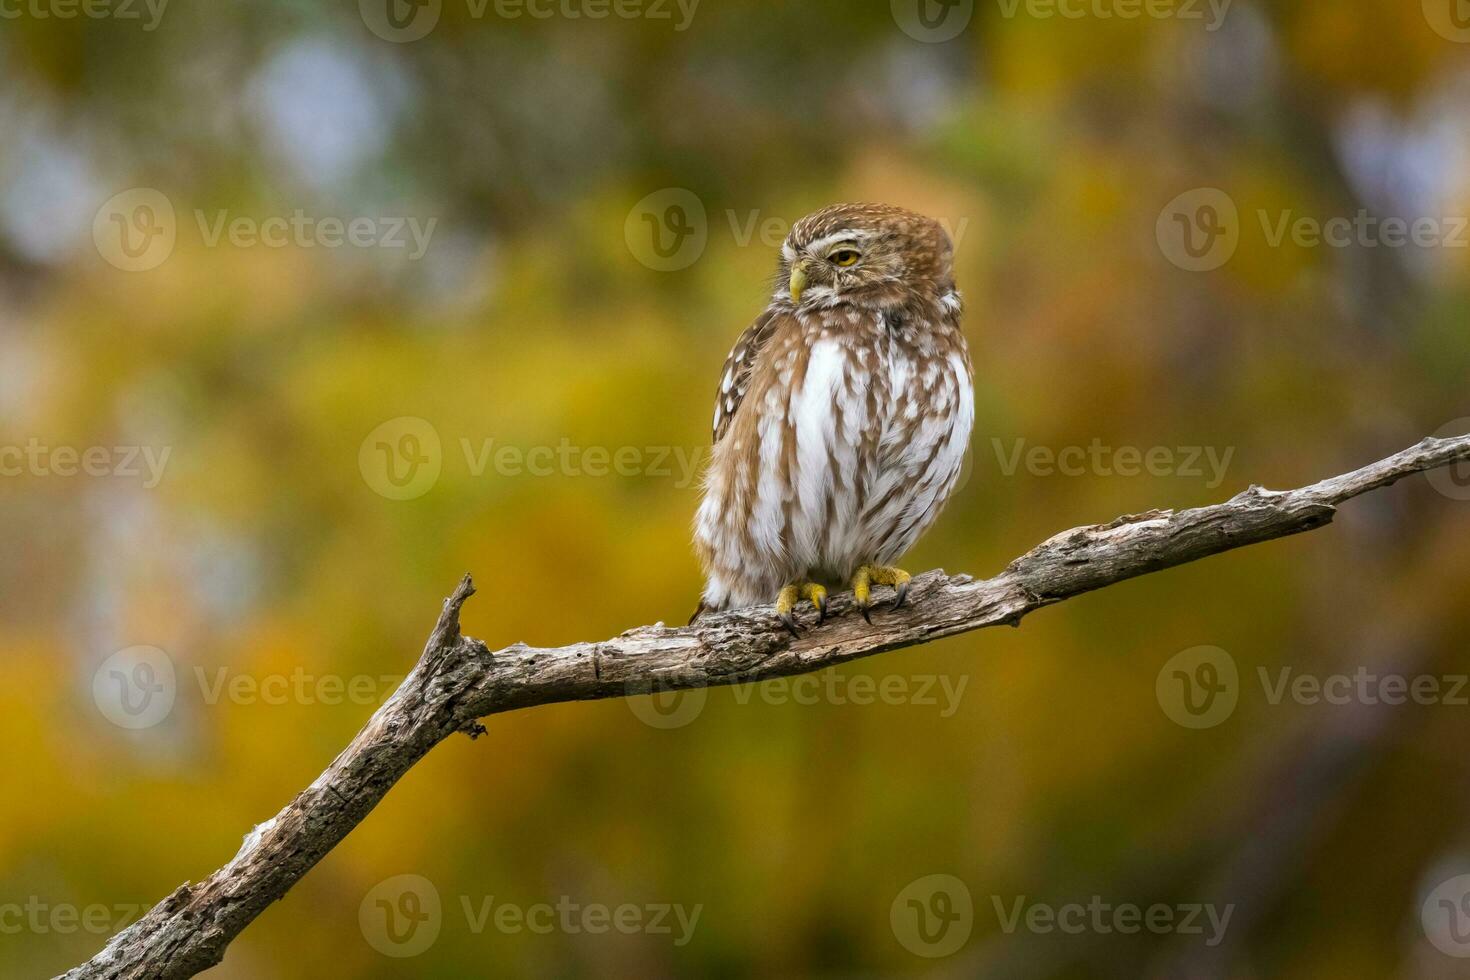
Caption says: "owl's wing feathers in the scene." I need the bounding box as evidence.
[710,308,781,444]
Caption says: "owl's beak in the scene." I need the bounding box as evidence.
[789,262,809,303]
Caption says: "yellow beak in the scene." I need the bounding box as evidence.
[789,262,808,304]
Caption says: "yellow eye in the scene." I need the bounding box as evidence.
[829,249,861,267]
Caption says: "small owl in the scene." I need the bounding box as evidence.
[693,203,974,631]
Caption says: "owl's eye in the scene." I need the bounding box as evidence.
[828,248,861,267]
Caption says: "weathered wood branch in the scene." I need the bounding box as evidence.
[63,434,1470,979]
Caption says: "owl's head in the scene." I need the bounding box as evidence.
[779,203,955,310]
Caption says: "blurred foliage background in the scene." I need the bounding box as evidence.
[2,0,1469,976]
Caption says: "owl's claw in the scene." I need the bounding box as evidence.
[776,582,829,635]
[851,564,913,622]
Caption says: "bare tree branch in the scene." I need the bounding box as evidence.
[62,434,1470,980]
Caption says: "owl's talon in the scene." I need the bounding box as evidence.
[851,564,912,622]
[775,582,829,635]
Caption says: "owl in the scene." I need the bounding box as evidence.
[693,203,974,632]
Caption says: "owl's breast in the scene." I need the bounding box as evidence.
[693,306,972,607]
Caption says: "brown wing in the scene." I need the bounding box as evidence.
[711,307,781,444]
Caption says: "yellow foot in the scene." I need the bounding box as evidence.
[850,565,912,623]
[775,582,830,636]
